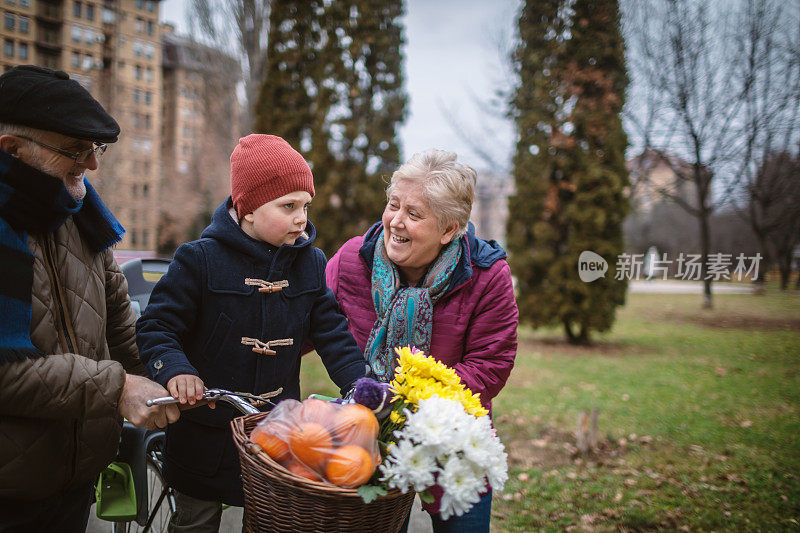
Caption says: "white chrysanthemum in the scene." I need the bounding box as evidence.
[380,439,441,493]
[458,417,493,468]
[380,395,509,516]
[486,452,509,491]
[439,491,478,521]
[437,457,484,519]
[402,397,463,452]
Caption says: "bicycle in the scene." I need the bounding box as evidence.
[103,389,268,533]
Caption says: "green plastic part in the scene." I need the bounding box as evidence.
[95,462,137,521]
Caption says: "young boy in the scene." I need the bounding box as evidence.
[136,134,368,530]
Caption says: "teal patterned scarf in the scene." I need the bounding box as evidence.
[364,234,461,381]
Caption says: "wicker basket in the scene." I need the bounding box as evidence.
[232,412,415,533]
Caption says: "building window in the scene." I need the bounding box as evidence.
[144,90,151,105]
[142,230,148,247]
[134,64,141,80]
[102,7,114,23]
[142,183,149,196]
[71,24,82,42]
[85,3,94,20]
[73,1,81,18]
[4,0,14,4]
[135,0,143,9]
[134,17,143,33]
[133,39,142,56]
[146,20,153,35]
[43,28,58,44]
[4,13,14,31]
[41,52,58,69]
[19,0,29,6]
[145,0,154,12]
[4,39,14,57]
[71,51,81,67]
[18,42,27,59]
[18,16,28,33]
[133,88,140,103]
[144,66,153,82]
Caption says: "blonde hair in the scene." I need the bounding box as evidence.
[387,149,476,238]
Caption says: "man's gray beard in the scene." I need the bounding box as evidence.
[27,149,87,201]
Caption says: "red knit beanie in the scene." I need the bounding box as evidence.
[230,134,315,219]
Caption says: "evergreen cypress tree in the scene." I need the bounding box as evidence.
[252,0,327,146]
[508,0,629,344]
[253,0,407,257]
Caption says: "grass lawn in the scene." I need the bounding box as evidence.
[299,286,800,531]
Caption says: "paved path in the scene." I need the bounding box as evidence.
[88,496,432,532]
[628,280,755,294]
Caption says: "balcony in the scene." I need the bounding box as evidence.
[35,28,62,52]
[36,3,63,24]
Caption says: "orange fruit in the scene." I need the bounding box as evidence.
[333,404,379,448]
[301,398,337,428]
[251,424,291,463]
[325,445,375,488]
[285,459,321,482]
[289,421,333,469]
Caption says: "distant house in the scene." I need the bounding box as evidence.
[471,173,514,245]
[627,150,702,213]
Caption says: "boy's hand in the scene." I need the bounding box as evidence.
[167,374,206,405]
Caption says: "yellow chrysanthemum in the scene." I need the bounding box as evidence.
[389,346,488,418]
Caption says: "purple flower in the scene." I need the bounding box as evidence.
[352,377,392,419]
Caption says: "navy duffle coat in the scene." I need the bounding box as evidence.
[136,198,367,505]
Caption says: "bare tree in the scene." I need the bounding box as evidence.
[437,5,518,175]
[751,152,800,289]
[623,0,800,308]
[185,0,270,130]
[732,0,800,290]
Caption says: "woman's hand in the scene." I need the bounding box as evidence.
[167,374,206,405]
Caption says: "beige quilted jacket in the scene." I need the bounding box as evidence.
[0,217,144,501]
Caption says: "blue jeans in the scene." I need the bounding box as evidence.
[0,483,93,533]
[398,490,492,533]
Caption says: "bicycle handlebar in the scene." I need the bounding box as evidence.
[146,388,281,415]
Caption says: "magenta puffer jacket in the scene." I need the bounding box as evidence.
[326,222,518,414]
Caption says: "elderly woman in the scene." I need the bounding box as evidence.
[325,149,518,531]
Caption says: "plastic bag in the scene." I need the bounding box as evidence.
[250,398,380,488]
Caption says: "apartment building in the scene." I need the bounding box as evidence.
[3,2,163,254]
[159,31,239,253]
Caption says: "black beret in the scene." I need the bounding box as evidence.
[0,65,120,143]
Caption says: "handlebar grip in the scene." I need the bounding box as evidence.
[146,397,211,410]
[146,397,178,407]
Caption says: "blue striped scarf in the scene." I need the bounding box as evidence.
[364,234,461,381]
[0,149,125,364]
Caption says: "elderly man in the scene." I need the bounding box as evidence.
[0,65,179,531]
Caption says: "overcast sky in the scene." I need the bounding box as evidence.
[159,0,520,175]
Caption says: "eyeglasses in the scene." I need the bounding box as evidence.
[16,135,107,164]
